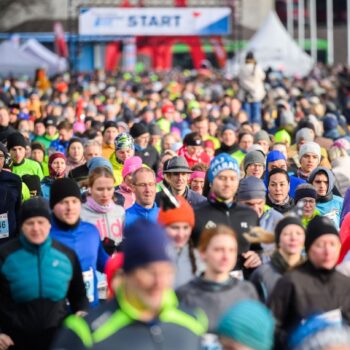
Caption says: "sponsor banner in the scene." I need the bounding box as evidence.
[79,7,231,36]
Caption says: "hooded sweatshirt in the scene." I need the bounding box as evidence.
[308,167,343,229]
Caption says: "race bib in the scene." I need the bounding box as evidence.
[230,270,244,280]
[201,333,222,350]
[82,268,95,303]
[0,213,9,239]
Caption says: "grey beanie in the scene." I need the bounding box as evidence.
[299,142,321,161]
[254,130,271,144]
[244,150,266,171]
[237,176,266,201]
[296,128,314,144]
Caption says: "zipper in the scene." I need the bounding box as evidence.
[225,210,230,225]
[37,248,42,298]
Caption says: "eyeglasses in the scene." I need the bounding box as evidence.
[134,182,156,188]
[303,199,316,205]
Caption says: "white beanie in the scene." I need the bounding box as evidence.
[299,142,321,161]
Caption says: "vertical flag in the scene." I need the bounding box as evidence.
[54,22,68,58]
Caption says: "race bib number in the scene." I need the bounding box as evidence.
[201,333,222,350]
[83,268,95,303]
[0,213,9,239]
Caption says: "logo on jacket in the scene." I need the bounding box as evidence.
[241,222,248,229]
[205,221,217,229]
[52,260,59,267]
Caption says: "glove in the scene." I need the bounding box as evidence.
[243,226,275,244]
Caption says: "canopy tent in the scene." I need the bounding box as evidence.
[21,39,68,76]
[230,11,314,77]
[0,41,47,78]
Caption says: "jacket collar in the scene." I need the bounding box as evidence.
[20,234,52,253]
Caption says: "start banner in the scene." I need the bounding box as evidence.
[79,7,231,36]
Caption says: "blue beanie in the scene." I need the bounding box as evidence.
[208,153,240,183]
[217,300,275,350]
[266,150,286,164]
[87,157,114,175]
[123,219,171,273]
[323,114,338,132]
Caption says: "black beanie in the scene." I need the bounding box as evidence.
[130,123,148,139]
[275,216,304,245]
[50,178,82,209]
[305,216,339,252]
[7,132,27,150]
[20,197,50,226]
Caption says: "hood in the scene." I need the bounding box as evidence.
[308,166,335,197]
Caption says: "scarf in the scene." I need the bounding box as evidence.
[296,168,311,181]
[86,196,114,214]
[267,193,291,206]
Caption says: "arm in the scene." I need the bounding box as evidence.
[97,240,109,273]
[67,252,89,313]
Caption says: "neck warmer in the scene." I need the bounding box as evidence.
[209,191,233,208]
[52,214,80,231]
[86,196,114,214]
[297,168,310,180]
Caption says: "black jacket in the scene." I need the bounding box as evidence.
[0,125,16,144]
[193,199,260,270]
[0,170,21,244]
[215,143,238,156]
[156,187,206,208]
[269,261,350,348]
[68,163,89,183]
[135,145,160,173]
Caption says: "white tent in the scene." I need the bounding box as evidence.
[230,11,314,77]
[0,41,47,78]
[21,39,68,76]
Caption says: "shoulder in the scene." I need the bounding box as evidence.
[51,239,78,262]
[0,237,22,262]
[79,221,100,234]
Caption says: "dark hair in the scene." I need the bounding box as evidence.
[268,168,290,184]
[57,120,73,131]
[191,116,208,125]
[238,131,253,143]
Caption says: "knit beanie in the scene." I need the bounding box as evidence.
[323,114,338,132]
[266,150,286,164]
[50,178,82,209]
[305,216,339,252]
[67,138,83,153]
[237,176,266,201]
[299,142,321,161]
[275,216,304,245]
[158,196,195,228]
[48,152,66,178]
[123,219,171,273]
[130,123,149,139]
[122,156,143,178]
[20,197,50,226]
[217,300,275,350]
[87,157,114,175]
[244,150,266,171]
[208,153,240,183]
[274,129,291,145]
[31,142,45,154]
[114,132,134,151]
[294,183,317,204]
[295,128,314,144]
[254,130,270,144]
[103,121,118,134]
[7,132,27,150]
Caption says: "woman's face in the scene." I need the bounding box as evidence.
[268,173,290,204]
[165,222,192,249]
[51,158,66,176]
[90,176,115,206]
[302,197,316,218]
[201,234,237,275]
[279,224,305,256]
[68,142,84,162]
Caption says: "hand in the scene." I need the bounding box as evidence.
[243,227,275,244]
[0,334,14,350]
[75,311,88,317]
[242,251,262,269]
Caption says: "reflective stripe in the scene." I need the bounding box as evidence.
[92,310,132,343]
[160,308,208,336]
[64,315,93,348]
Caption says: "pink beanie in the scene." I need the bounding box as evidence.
[122,156,143,178]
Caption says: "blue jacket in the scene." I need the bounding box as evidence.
[50,217,109,307]
[0,235,88,337]
[125,202,159,227]
[41,176,54,200]
[49,139,69,154]
[0,170,21,244]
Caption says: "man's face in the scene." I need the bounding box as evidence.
[308,234,341,270]
[116,148,134,163]
[257,140,270,155]
[103,127,119,145]
[193,120,209,137]
[53,196,81,225]
[300,153,319,173]
[268,159,287,172]
[221,130,236,147]
[0,109,10,127]
[34,123,45,137]
[312,173,329,196]
[166,172,189,193]
[10,146,26,164]
[211,170,239,202]
[302,197,316,218]
[125,261,174,312]
[22,217,51,245]
[84,145,102,161]
[142,111,154,124]
[239,134,253,151]
[190,178,205,194]
[239,198,265,218]
[59,128,73,142]
[46,125,57,137]
[132,171,156,207]
[246,163,264,178]
[135,133,150,149]
[31,149,44,163]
